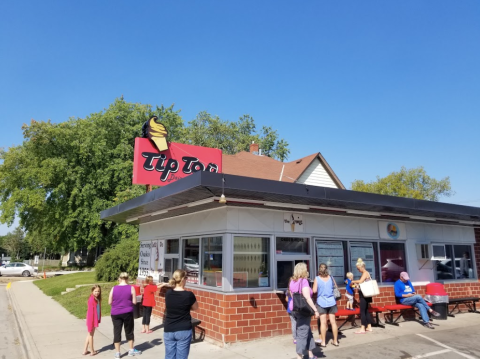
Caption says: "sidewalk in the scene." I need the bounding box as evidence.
[8,280,480,359]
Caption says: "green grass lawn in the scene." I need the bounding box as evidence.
[34,272,115,318]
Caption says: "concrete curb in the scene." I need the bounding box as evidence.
[7,283,42,359]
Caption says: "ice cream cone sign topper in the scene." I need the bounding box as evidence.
[284,213,304,232]
[142,116,169,152]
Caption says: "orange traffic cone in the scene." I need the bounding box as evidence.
[43,271,46,279]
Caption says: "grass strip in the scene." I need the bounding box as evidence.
[34,272,115,318]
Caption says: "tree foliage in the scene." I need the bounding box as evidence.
[183,113,290,161]
[351,166,454,201]
[95,238,139,281]
[1,227,29,259]
[0,99,183,251]
[0,98,290,252]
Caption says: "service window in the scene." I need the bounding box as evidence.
[349,242,378,281]
[379,242,406,283]
[276,237,311,288]
[316,240,347,284]
[164,239,179,279]
[183,238,200,284]
[201,236,223,287]
[276,260,311,289]
[276,237,309,255]
[436,244,475,280]
[233,236,270,288]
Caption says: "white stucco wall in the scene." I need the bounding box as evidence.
[138,206,476,284]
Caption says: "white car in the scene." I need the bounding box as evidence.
[184,258,199,271]
[0,262,36,277]
[439,258,473,279]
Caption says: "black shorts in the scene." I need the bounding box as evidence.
[316,304,338,315]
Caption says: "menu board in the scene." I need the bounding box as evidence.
[350,242,376,280]
[138,241,152,279]
[316,241,345,284]
[138,240,165,281]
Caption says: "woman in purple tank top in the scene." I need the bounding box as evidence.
[108,272,141,358]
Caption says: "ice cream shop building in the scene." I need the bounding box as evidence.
[101,139,480,346]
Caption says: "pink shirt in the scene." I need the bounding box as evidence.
[86,295,101,332]
[288,278,312,312]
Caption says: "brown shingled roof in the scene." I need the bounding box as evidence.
[222,151,345,189]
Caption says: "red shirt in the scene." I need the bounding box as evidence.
[142,284,157,307]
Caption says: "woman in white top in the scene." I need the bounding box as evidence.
[351,258,374,334]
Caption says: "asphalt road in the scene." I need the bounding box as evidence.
[0,284,23,359]
[315,324,480,359]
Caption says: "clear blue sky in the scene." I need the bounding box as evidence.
[1,1,479,235]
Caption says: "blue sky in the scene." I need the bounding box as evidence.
[1,1,479,235]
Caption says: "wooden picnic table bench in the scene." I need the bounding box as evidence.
[448,297,480,317]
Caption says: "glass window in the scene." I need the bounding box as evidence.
[164,258,178,278]
[350,242,377,280]
[166,239,179,254]
[183,238,200,284]
[454,245,474,279]
[202,236,223,287]
[16,263,26,267]
[436,245,454,280]
[379,242,406,283]
[276,237,309,255]
[233,236,270,288]
[276,260,310,288]
[315,240,346,285]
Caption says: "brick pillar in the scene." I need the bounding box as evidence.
[474,228,480,274]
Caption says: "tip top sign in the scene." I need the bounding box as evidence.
[133,118,222,186]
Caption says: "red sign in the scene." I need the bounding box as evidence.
[132,138,222,186]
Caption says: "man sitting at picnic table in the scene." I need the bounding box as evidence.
[394,271,440,329]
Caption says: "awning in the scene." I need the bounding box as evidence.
[100,171,480,226]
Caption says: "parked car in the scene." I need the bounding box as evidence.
[0,262,36,277]
[184,258,199,271]
[438,258,474,279]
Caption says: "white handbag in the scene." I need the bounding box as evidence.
[359,279,380,298]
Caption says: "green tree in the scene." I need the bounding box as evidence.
[2,227,29,259]
[183,113,290,161]
[95,238,139,281]
[351,166,454,201]
[0,99,290,252]
[0,99,183,251]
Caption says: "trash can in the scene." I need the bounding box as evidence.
[133,295,143,319]
[425,283,449,320]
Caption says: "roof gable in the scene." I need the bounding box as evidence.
[222,151,345,189]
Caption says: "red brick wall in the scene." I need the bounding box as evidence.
[140,280,480,346]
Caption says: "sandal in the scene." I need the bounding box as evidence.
[90,351,99,356]
[354,331,366,334]
[82,352,90,356]
[332,342,339,347]
[140,329,146,333]
[146,330,153,334]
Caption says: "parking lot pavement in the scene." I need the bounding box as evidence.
[301,325,480,359]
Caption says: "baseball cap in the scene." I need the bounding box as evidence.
[400,272,410,280]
